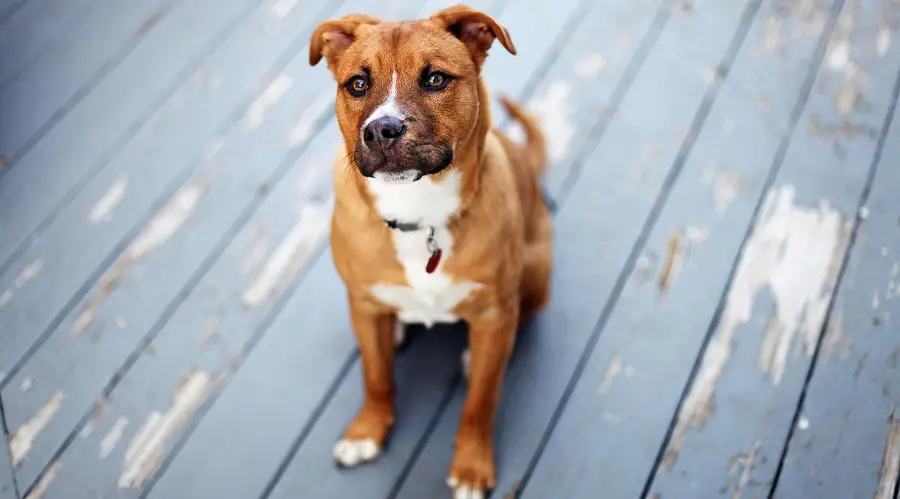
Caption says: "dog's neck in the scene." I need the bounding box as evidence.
[359,79,492,232]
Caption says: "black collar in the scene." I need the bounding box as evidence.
[384,219,423,232]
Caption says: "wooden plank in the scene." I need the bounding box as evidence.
[773,102,900,498]
[0,0,177,162]
[0,0,26,27]
[264,0,668,497]
[0,0,340,384]
[0,0,259,274]
[391,1,763,497]
[133,0,604,497]
[643,1,900,497]
[0,0,97,87]
[516,0,851,497]
[0,0,356,491]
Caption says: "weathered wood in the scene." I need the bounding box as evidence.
[392,1,768,498]
[0,416,16,499]
[0,0,361,491]
[773,98,900,498]
[0,0,97,87]
[0,0,260,273]
[644,0,900,497]
[0,0,343,383]
[517,0,852,497]
[0,0,177,162]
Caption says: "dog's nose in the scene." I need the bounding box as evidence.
[363,117,406,149]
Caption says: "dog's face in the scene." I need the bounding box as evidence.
[309,5,515,184]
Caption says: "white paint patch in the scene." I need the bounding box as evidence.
[598,354,624,394]
[119,371,212,489]
[663,185,847,468]
[366,170,482,327]
[21,376,34,392]
[798,417,810,430]
[827,41,850,71]
[10,391,65,466]
[2,259,43,308]
[575,53,607,78]
[100,417,129,459]
[877,28,892,58]
[714,170,742,216]
[90,178,128,223]
[887,262,899,301]
[129,182,206,260]
[270,0,297,19]
[24,460,60,499]
[245,74,293,130]
[362,72,402,128]
[333,438,380,467]
[242,200,332,307]
[527,81,573,162]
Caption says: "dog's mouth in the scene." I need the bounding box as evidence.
[354,145,453,184]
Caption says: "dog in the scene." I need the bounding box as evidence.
[309,5,552,497]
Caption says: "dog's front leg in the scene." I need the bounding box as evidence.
[333,298,396,468]
[448,304,518,499]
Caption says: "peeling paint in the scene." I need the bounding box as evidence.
[728,440,760,498]
[714,170,743,216]
[663,185,848,468]
[270,0,297,19]
[242,200,332,307]
[24,461,60,499]
[118,371,212,489]
[822,309,852,361]
[887,262,899,300]
[598,354,623,394]
[21,376,34,392]
[89,177,128,223]
[10,391,65,467]
[246,74,292,130]
[199,312,222,348]
[527,81,573,162]
[875,410,900,499]
[877,27,891,58]
[1,259,43,308]
[100,417,129,460]
[129,182,207,259]
[657,226,708,308]
[762,16,782,52]
[575,53,607,78]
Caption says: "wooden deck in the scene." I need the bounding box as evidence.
[1,0,899,497]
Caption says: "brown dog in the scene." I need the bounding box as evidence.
[309,4,552,497]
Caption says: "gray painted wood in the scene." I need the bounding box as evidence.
[0,0,259,273]
[644,1,900,497]
[0,0,26,27]
[392,2,760,498]
[773,98,900,498]
[519,0,849,497]
[0,423,15,499]
[0,0,371,491]
[0,0,341,385]
[0,0,97,87]
[0,0,177,161]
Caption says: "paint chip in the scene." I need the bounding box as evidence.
[100,417,129,460]
[118,371,212,488]
[246,75,293,130]
[10,391,65,467]
[798,417,810,430]
[877,28,891,58]
[90,178,128,223]
[728,440,760,496]
[663,185,848,468]
[24,460,60,499]
[598,354,623,394]
[129,182,207,259]
[242,200,332,307]
[21,376,34,392]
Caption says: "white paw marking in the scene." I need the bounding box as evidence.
[394,320,406,346]
[333,438,380,467]
[451,484,485,499]
[461,349,471,381]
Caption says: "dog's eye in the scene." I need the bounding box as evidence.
[346,76,369,97]
[423,71,451,91]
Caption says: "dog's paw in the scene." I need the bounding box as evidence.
[333,438,381,468]
[460,348,471,382]
[447,438,495,499]
[446,470,492,499]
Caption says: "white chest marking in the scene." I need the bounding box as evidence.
[366,170,481,327]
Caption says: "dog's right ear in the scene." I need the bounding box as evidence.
[309,14,381,73]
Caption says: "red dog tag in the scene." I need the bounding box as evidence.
[425,248,442,273]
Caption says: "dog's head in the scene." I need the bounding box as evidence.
[309,4,516,184]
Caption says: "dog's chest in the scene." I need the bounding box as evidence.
[366,172,482,327]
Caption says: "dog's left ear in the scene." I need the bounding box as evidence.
[430,4,516,66]
[309,13,381,74]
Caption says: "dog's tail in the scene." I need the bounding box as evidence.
[499,94,548,175]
